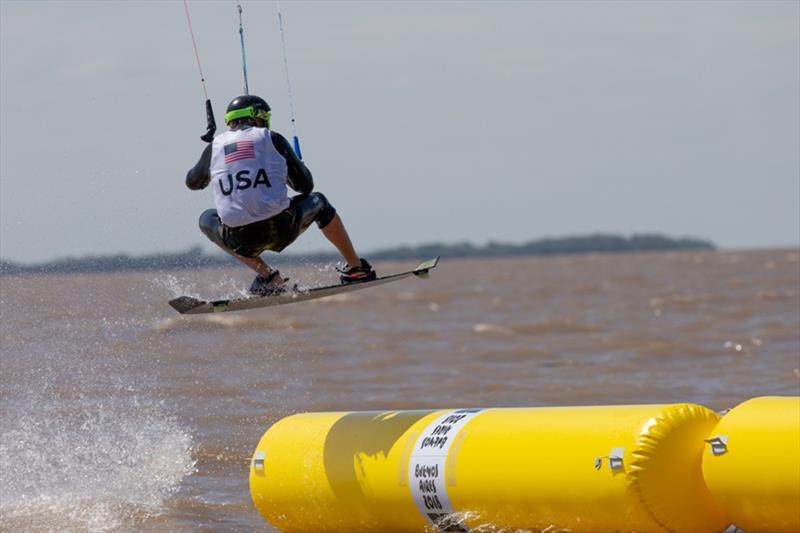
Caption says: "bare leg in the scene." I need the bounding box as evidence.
[235,254,274,277]
[320,214,360,266]
[210,241,275,277]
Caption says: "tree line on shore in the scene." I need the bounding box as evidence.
[0,233,714,275]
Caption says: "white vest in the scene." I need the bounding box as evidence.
[209,127,290,227]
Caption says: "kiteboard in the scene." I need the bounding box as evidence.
[168,257,439,315]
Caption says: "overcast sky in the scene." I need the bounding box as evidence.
[1,0,798,263]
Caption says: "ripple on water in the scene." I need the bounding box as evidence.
[152,313,307,333]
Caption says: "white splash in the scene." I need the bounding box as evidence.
[0,399,195,532]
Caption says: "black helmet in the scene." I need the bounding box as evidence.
[224,94,271,126]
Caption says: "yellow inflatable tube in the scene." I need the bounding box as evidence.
[250,404,726,532]
[702,396,800,533]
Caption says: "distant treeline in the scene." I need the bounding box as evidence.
[0,233,714,275]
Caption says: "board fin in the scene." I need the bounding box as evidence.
[413,256,439,278]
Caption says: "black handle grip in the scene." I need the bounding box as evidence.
[200,99,216,143]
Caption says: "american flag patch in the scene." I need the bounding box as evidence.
[224,141,256,164]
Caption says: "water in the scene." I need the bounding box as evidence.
[1,250,798,531]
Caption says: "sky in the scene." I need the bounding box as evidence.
[1,0,798,263]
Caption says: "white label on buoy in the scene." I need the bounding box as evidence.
[408,408,485,532]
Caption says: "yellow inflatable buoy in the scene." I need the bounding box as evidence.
[250,403,727,532]
[702,396,800,533]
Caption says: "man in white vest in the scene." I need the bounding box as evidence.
[186,94,376,295]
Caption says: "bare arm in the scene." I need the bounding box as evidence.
[186,143,212,190]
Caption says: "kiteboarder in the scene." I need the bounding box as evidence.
[185,94,376,296]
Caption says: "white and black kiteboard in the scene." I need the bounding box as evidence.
[168,257,439,315]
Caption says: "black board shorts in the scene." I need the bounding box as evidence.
[215,193,336,257]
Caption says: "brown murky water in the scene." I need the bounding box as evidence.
[1,249,798,531]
